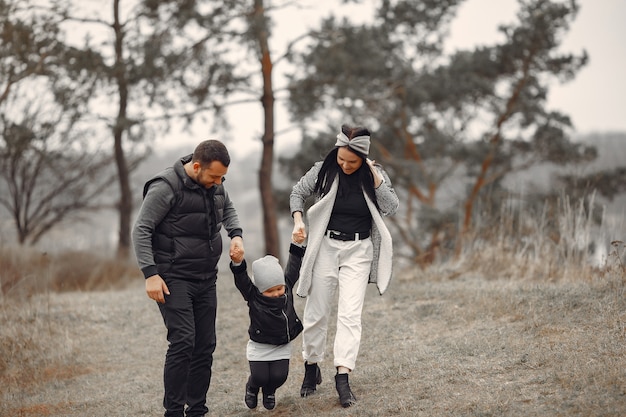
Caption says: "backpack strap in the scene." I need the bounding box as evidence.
[142,167,182,202]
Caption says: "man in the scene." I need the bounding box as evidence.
[132,140,245,417]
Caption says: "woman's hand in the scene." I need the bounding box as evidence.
[292,211,307,243]
[366,158,383,188]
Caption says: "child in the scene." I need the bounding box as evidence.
[230,241,305,410]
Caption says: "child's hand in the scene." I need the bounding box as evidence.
[293,232,305,244]
[230,246,244,263]
[293,228,306,244]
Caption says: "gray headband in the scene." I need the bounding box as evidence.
[335,131,370,156]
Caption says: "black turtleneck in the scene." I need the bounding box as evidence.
[326,171,372,234]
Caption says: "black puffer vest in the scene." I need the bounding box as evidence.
[143,155,225,281]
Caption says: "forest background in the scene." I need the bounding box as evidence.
[1,0,625,261]
[1,0,625,416]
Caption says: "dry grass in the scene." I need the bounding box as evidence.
[0,249,624,417]
[0,245,142,416]
[0,246,142,298]
[1,196,624,416]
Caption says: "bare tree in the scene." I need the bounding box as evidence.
[0,84,115,245]
[0,0,114,245]
[44,0,247,258]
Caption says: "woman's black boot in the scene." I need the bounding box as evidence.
[300,362,322,397]
[334,373,357,407]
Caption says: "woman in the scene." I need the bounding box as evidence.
[290,124,399,408]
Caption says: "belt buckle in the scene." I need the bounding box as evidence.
[329,230,347,240]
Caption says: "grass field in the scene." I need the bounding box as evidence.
[1,245,624,416]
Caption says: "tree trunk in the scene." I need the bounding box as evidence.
[114,129,132,259]
[457,48,536,258]
[113,0,131,259]
[254,0,280,260]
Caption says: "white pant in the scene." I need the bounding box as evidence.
[301,234,373,370]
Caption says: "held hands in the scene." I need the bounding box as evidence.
[293,226,306,244]
[230,236,245,263]
[292,212,307,244]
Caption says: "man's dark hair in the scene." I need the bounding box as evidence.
[192,140,231,167]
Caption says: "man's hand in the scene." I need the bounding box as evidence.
[146,274,170,304]
[229,236,245,263]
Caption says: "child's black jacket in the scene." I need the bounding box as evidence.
[230,243,305,345]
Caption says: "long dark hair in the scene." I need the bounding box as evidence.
[314,125,379,209]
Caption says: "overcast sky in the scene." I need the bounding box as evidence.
[155,0,626,157]
[449,0,626,134]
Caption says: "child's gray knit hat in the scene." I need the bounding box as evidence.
[252,255,284,293]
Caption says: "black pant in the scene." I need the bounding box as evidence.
[158,278,217,417]
[248,359,290,395]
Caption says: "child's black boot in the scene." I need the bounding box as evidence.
[262,390,276,410]
[244,379,259,409]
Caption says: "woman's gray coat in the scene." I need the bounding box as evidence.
[290,161,399,297]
